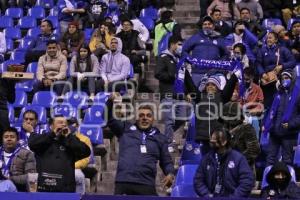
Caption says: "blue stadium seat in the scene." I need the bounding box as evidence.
[186,113,196,141]
[28,6,46,20]
[4,27,22,40]
[140,6,158,20]
[175,164,198,185]
[64,91,88,108]
[15,79,36,92]
[79,124,104,145]
[49,7,58,16]
[139,17,155,31]
[16,105,47,125]
[171,185,197,197]
[0,63,7,73]
[82,105,106,126]
[260,132,269,151]
[32,91,57,108]
[10,50,26,63]
[26,27,42,38]
[0,60,22,72]
[10,90,27,108]
[17,16,37,30]
[16,37,33,51]
[128,64,134,79]
[287,18,298,30]
[51,103,77,119]
[180,142,202,165]
[0,16,14,29]
[5,8,23,19]
[94,92,110,104]
[84,28,94,42]
[26,62,38,73]
[261,165,296,189]
[6,39,14,52]
[36,0,55,8]
[46,16,59,29]
[294,146,300,167]
[262,18,282,30]
[7,104,15,124]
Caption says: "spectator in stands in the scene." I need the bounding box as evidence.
[261,161,300,199]
[182,15,228,86]
[0,31,6,63]
[289,20,300,62]
[35,40,68,96]
[25,20,59,65]
[60,21,85,60]
[259,0,283,19]
[225,20,258,63]
[61,44,98,100]
[281,0,300,25]
[272,25,290,47]
[57,0,88,33]
[87,0,108,27]
[0,127,36,191]
[106,95,175,195]
[19,110,39,149]
[98,37,130,92]
[256,31,296,109]
[153,10,181,56]
[68,117,93,195]
[264,69,300,166]
[239,8,264,37]
[28,115,91,192]
[236,0,263,21]
[222,102,260,173]
[89,22,115,60]
[210,9,232,37]
[105,0,122,26]
[7,0,36,8]
[193,127,254,198]
[231,67,264,115]
[155,36,184,152]
[117,19,145,74]
[207,0,239,26]
[185,71,238,154]
[230,43,250,68]
[0,79,15,143]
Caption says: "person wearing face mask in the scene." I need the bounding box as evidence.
[61,44,99,101]
[193,127,254,198]
[222,102,260,175]
[117,19,146,74]
[231,43,250,68]
[155,36,185,152]
[182,16,229,86]
[261,161,300,199]
[263,69,300,166]
[256,31,296,109]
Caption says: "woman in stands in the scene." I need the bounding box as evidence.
[60,21,85,60]
[61,44,99,101]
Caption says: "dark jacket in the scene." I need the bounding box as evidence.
[185,72,238,141]
[29,33,59,52]
[155,50,178,99]
[116,30,142,57]
[28,132,91,192]
[60,30,85,53]
[259,0,283,12]
[214,21,232,37]
[261,161,300,199]
[194,149,254,198]
[10,147,36,191]
[282,0,300,9]
[106,100,175,186]
[230,123,260,165]
[256,44,296,76]
[0,79,15,110]
[182,30,228,74]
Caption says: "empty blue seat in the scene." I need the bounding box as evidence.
[140,6,158,20]
[82,105,106,126]
[128,64,134,79]
[32,91,57,108]
[175,164,198,185]
[84,28,94,42]
[10,90,27,108]
[171,185,197,197]
[139,17,154,31]
[94,92,110,104]
[261,165,296,189]
[17,16,37,29]
[15,79,36,92]
[49,7,58,16]
[7,104,15,124]
[5,8,23,19]
[26,62,38,73]
[64,91,88,108]
[10,50,26,63]
[28,6,46,20]
[6,39,14,52]
[260,132,269,151]
[16,105,47,125]
[4,27,22,40]
[51,103,77,119]
[262,18,282,30]
[26,27,41,38]
[180,142,202,165]
[79,124,103,145]
[46,16,59,29]
[294,146,300,167]
[17,37,33,51]
[36,0,55,8]
[0,16,14,29]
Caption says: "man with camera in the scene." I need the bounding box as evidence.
[28,115,91,192]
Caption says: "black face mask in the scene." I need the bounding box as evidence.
[274,179,289,190]
[245,81,251,89]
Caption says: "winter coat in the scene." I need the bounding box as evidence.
[116,30,142,57]
[60,30,85,53]
[236,0,263,20]
[28,33,59,52]
[194,149,254,198]
[0,79,15,110]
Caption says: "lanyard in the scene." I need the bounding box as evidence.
[0,145,21,177]
[141,129,156,145]
[215,153,221,185]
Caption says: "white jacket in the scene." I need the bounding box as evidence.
[0,32,7,54]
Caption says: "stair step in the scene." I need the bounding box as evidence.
[176,17,199,25]
[176,0,200,5]
[174,10,200,17]
[175,5,200,11]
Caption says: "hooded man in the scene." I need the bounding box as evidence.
[264,69,300,166]
[261,161,300,199]
[98,37,131,92]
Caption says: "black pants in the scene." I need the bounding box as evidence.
[62,77,96,96]
[261,82,277,110]
[114,182,157,196]
[33,80,65,96]
[0,109,10,145]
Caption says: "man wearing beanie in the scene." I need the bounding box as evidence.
[263,69,300,166]
[182,16,228,86]
[185,71,238,155]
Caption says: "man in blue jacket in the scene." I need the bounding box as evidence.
[106,93,175,195]
[193,127,254,198]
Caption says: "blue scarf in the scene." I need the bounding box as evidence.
[0,145,22,178]
[262,78,300,136]
[174,57,245,96]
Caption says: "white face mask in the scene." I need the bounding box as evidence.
[175,45,182,56]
